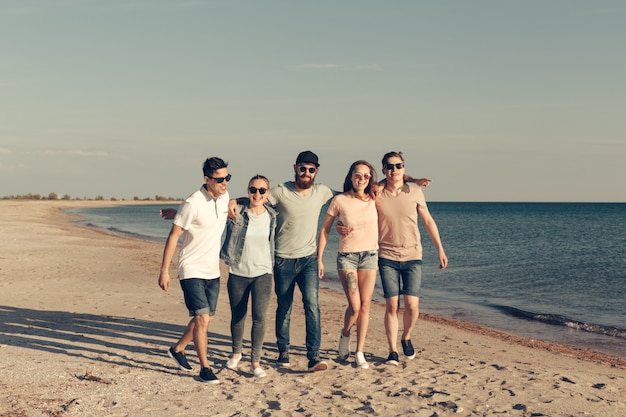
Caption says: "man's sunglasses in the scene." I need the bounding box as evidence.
[249,187,267,195]
[209,173,232,183]
[298,166,317,174]
[385,163,404,170]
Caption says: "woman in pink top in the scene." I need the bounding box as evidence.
[317,160,379,369]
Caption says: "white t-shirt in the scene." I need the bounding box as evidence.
[174,186,229,280]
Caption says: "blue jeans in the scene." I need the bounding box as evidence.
[274,255,321,361]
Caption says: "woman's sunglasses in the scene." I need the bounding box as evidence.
[249,186,268,195]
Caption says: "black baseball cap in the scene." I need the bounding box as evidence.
[295,150,319,167]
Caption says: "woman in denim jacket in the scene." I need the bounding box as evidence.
[220,174,277,378]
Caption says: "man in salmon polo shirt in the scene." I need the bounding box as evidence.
[376,151,448,366]
[158,156,231,384]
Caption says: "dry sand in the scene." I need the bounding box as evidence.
[1,200,625,417]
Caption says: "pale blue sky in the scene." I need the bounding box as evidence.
[1,0,625,201]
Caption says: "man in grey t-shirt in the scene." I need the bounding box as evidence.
[268,151,334,371]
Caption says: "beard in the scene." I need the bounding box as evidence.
[295,174,315,189]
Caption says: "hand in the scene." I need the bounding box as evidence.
[160,208,176,220]
[416,178,431,187]
[158,271,171,291]
[228,199,238,219]
[335,221,353,237]
[371,182,381,198]
[318,261,325,279]
[438,251,448,270]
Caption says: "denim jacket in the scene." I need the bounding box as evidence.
[220,203,277,267]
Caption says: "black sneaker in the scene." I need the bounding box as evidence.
[307,358,328,372]
[386,351,399,366]
[168,346,192,370]
[401,339,416,359]
[199,367,220,384]
[276,351,290,367]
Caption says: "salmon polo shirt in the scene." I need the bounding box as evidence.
[376,183,426,261]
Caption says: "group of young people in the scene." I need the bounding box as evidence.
[158,150,448,383]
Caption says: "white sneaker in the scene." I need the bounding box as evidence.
[355,351,369,369]
[338,332,350,360]
[252,366,267,378]
[226,354,242,370]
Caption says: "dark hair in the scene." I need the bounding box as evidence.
[202,157,228,177]
[248,174,270,188]
[381,151,404,168]
[342,160,377,199]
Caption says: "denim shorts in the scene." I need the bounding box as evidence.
[179,278,220,316]
[378,258,422,298]
[336,250,379,271]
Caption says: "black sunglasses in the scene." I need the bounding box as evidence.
[298,166,317,174]
[385,163,404,170]
[210,173,232,183]
[249,186,267,195]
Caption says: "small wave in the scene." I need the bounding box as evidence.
[492,305,626,339]
[105,226,162,242]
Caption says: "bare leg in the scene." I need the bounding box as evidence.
[354,270,376,353]
[172,318,195,353]
[401,295,420,341]
[384,296,400,353]
[192,314,213,369]
[340,269,360,336]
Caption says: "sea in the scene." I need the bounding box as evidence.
[65,202,626,358]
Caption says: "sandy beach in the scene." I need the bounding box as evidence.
[1,200,625,417]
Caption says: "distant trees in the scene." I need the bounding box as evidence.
[1,193,181,201]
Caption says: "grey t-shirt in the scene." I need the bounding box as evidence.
[269,181,334,259]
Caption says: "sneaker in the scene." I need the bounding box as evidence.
[355,352,369,369]
[338,332,350,360]
[307,359,328,372]
[401,339,416,359]
[386,351,399,366]
[276,351,290,367]
[168,346,192,370]
[199,367,220,384]
[252,366,267,378]
[226,354,242,370]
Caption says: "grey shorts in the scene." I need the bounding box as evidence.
[179,278,220,316]
[336,250,378,271]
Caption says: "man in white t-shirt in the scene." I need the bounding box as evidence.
[158,157,231,384]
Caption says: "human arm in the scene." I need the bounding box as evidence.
[160,208,177,220]
[158,224,185,291]
[379,176,431,188]
[335,220,352,237]
[405,175,431,187]
[317,213,336,279]
[417,205,448,270]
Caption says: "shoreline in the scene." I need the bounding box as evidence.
[66,200,626,364]
[22,199,626,366]
[2,200,625,416]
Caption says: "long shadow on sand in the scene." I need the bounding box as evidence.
[0,305,237,373]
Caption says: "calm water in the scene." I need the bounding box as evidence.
[66,202,626,358]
